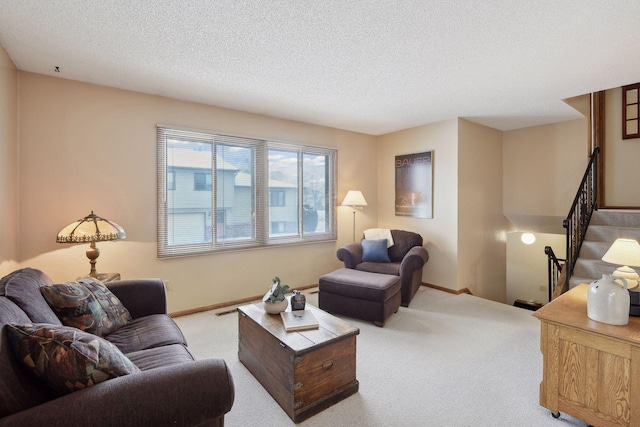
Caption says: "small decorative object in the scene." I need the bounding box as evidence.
[587,274,630,326]
[280,310,318,331]
[291,290,306,311]
[262,277,290,314]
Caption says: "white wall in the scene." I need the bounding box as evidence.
[0,43,19,277]
[15,72,378,313]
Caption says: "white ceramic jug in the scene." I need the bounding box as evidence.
[587,274,630,326]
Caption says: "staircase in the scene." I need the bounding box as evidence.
[569,210,640,288]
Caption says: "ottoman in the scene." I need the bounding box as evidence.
[318,268,401,327]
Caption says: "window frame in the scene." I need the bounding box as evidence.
[623,83,640,140]
[193,172,212,191]
[157,126,337,258]
[270,189,286,207]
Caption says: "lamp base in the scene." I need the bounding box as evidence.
[78,272,120,283]
[612,265,639,289]
[90,272,110,281]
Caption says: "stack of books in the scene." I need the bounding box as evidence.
[280,310,319,331]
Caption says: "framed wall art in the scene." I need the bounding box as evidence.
[395,151,433,218]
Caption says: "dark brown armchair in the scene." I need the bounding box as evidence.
[337,229,429,307]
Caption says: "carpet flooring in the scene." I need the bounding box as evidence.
[174,287,589,426]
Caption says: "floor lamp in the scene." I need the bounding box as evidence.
[341,190,367,242]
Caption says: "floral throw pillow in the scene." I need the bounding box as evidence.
[6,323,140,395]
[40,278,132,337]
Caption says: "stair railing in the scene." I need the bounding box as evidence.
[544,246,565,302]
[545,147,599,299]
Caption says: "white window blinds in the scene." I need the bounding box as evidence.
[157,126,336,257]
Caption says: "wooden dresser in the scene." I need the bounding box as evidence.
[533,283,640,426]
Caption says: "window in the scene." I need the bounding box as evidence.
[167,170,175,190]
[623,83,640,140]
[194,172,212,191]
[270,190,285,207]
[157,127,336,257]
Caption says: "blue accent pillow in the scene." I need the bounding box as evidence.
[361,239,390,262]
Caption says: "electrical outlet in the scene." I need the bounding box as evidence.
[539,284,547,292]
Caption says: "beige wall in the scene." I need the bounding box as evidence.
[604,87,640,206]
[16,72,378,313]
[506,231,565,305]
[0,57,595,311]
[377,119,510,301]
[377,119,460,292]
[0,44,19,277]
[503,115,589,233]
[458,119,508,302]
[503,103,589,305]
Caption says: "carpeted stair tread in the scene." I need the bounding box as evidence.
[568,210,640,290]
[584,225,640,242]
[578,241,612,259]
[590,210,640,227]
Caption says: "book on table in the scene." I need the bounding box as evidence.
[280,310,319,331]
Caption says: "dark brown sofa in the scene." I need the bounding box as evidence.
[0,268,234,427]
[337,229,429,306]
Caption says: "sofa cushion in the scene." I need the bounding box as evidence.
[0,297,30,327]
[356,261,401,277]
[41,278,132,337]
[361,239,390,263]
[0,299,53,418]
[6,323,140,396]
[387,230,423,262]
[105,314,187,354]
[3,268,61,325]
[126,344,195,371]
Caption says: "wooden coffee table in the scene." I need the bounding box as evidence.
[238,300,359,423]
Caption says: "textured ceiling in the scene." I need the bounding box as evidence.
[1,1,640,135]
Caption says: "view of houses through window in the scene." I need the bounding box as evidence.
[157,127,336,257]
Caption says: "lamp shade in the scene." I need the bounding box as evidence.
[56,211,126,280]
[602,238,640,267]
[57,211,126,243]
[341,190,368,207]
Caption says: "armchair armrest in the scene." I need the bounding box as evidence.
[0,358,234,427]
[399,246,429,275]
[106,278,167,318]
[337,242,363,269]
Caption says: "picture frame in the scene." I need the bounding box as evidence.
[395,151,433,218]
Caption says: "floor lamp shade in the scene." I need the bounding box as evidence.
[341,190,367,241]
[57,211,126,280]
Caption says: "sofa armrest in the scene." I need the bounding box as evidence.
[399,246,429,275]
[0,358,234,427]
[337,242,363,269]
[106,279,167,318]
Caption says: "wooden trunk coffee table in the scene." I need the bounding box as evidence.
[238,300,359,423]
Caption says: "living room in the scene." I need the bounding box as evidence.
[5,2,639,314]
[3,2,640,426]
